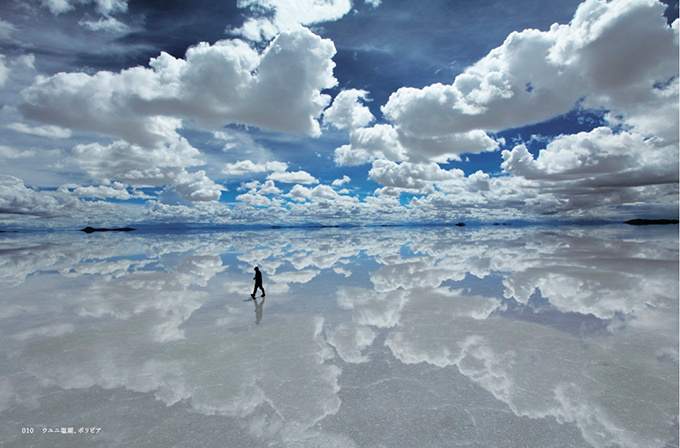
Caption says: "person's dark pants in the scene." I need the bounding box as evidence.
[252,283,265,296]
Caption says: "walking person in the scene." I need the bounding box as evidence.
[252,266,265,299]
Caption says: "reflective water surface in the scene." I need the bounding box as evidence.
[1,225,677,447]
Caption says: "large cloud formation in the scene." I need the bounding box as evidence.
[20,27,337,141]
[334,0,678,219]
[380,0,677,139]
[16,25,337,204]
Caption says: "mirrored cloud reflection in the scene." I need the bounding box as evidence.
[0,226,677,447]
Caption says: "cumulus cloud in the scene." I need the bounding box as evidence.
[329,0,678,220]
[334,123,498,166]
[381,0,678,139]
[3,0,675,225]
[502,127,677,185]
[467,170,490,192]
[500,126,679,214]
[71,137,224,202]
[0,175,80,218]
[239,179,282,196]
[288,184,313,201]
[323,89,375,130]
[71,137,201,186]
[334,124,407,166]
[267,170,318,184]
[20,27,337,144]
[235,179,282,206]
[174,171,224,202]
[369,160,464,195]
[332,175,350,187]
[223,160,288,176]
[15,23,337,215]
[286,184,348,203]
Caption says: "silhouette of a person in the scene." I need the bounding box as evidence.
[251,266,265,298]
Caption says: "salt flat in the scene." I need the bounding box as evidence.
[1,225,677,447]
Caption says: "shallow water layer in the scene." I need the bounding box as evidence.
[1,225,678,447]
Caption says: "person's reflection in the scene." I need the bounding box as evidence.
[253,296,265,325]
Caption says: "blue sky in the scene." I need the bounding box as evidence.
[0,0,677,228]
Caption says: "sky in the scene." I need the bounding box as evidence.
[0,0,678,228]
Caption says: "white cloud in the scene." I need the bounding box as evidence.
[334,0,679,204]
[333,124,407,166]
[287,184,311,201]
[233,0,352,41]
[0,175,80,218]
[323,89,375,130]
[310,184,340,200]
[240,179,282,195]
[5,122,72,139]
[334,123,498,166]
[369,160,464,194]
[0,145,36,159]
[235,192,272,207]
[382,0,678,140]
[499,127,678,215]
[257,179,281,195]
[144,201,234,224]
[467,170,490,192]
[174,171,224,202]
[502,127,677,184]
[79,16,130,32]
[71,137,202,186]
[267,170,318,184]
[235,179,282,206]
[328,0,678,220]
[332,175,350,187]
[70,136,224,202]
[223,160,288,176]
[59,181,147,200]
[41,0,129,16]
[19,26,337,144]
